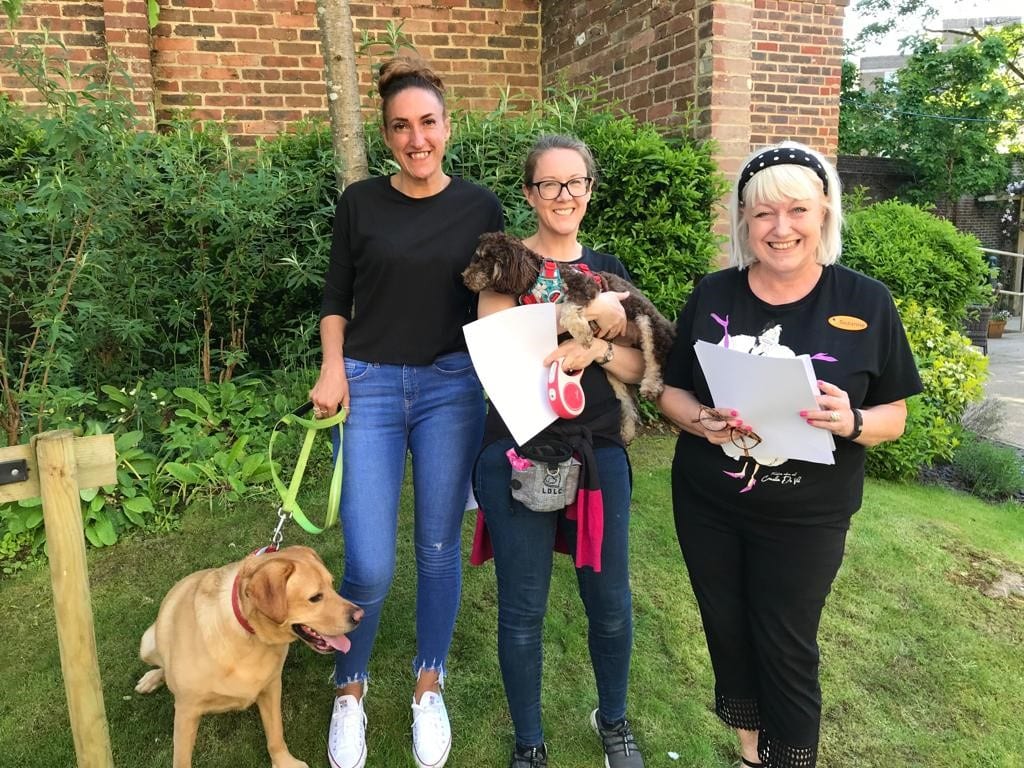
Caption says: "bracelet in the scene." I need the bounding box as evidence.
[846,408,863,440]
[597,340,614,365]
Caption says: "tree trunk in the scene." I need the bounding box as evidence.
[316,0,369,190]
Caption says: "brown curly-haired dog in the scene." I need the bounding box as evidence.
[463,232,676,442]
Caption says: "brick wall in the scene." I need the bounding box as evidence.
[749,0,845,155]
[4,0,850,229]
[540,0,847,250]
[540,0,698,129]
[838,155,1013,250]
[541,1,845,162]
[935,198,1012,250]
[0,0,541,140]
[837,155,915,203]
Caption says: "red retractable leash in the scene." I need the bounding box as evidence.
[548,359,585,419]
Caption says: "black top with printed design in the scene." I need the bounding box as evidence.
[664,264,922,524]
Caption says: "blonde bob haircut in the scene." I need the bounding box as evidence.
[729,141,843,270]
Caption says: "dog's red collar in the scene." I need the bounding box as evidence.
[231,546,279,635]
[231,570,257,635]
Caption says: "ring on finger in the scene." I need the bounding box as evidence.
[830,411,839,423]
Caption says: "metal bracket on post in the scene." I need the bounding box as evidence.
[0,459,29,486]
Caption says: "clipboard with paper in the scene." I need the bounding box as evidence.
[694,340,835,465]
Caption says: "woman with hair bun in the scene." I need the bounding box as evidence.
[659,141,921,768]
[310,57,503,768]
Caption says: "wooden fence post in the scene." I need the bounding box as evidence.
[0,430,116,768]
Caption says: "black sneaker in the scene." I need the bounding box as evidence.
[590,709,645,768]
[509,742,548,768]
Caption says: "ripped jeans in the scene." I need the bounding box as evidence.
[331,352,485,686]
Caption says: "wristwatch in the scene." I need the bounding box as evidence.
[597,340,614,365]
[847,408,863,440]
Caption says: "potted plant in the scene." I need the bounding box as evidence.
[988,309,1011,338]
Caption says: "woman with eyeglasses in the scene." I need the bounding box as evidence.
[471,134,648,768]
[658,141,922,768]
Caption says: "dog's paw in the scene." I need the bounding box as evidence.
[639,373,665,400]
[561,304,595,348]
[134,668,165,694]
[271,756,308,768]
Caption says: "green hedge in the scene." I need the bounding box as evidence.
[842,199,992,326]
[866,300,988,481]
[1,71,723,448]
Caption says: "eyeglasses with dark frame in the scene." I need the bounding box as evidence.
[526,177,594,200]
[693,405,763,454]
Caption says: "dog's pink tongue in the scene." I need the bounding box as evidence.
[324,634,352,653]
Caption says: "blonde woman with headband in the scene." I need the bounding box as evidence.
[659,141,922,768]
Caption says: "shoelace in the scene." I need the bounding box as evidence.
[331,699,366,744]
[599,720,639,758]
[513,746,545,767]
[412,694,448,741]
[412,696,444,720]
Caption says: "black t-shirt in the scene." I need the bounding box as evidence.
[483,246,632,447]
[664,264,923,523]
[320,175,504,365]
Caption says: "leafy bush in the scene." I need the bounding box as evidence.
[952,436,1024,502]
[842,200,992,326]
[866,300,988,481]
[1,50,722,448]
[0,377,302,569]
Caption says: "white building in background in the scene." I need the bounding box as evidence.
[858,15,1021,88]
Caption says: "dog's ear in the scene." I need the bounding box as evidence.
[489,237,544,295]
[504,242,536,294]
[246,558,297,625]
[462,232,503,292]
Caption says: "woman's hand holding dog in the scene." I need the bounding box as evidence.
[582,291,630,339]
[544,338,608,372]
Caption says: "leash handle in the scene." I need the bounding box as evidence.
[268,402,346,535]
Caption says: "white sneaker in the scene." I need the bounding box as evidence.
[328,693,367,768]
[411,690,452,768]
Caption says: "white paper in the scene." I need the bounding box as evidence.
[694,340,835,465]
[463,303,559,445]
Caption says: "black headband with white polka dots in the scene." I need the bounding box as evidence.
[737,148,829,203]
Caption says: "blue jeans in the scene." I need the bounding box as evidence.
[473,439,634,747]
[332,351,485,686]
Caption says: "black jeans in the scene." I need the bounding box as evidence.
[474,439,635,747]
[673,475,848,768]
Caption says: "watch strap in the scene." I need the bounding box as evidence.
[847,408,863,440]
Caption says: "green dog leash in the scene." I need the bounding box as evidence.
[268,401,346,536]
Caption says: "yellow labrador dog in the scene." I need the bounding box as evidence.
[135,545,362,768]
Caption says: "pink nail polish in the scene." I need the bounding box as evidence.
[806,419,814,424]
[730,410,738,417]
[799,410,807,418]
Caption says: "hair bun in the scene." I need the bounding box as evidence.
[377,57,446,101]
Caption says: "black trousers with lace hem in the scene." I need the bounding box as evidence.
[675,494,848,768]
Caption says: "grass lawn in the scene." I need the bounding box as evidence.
[0,435,1021,767]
